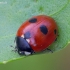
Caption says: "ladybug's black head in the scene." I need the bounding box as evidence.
[15,34,33,55]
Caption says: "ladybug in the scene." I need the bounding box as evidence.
[14,15,58,55]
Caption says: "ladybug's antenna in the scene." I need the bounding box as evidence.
[10,45,14,48]
[10,45,18,52]
[10,37,17,52]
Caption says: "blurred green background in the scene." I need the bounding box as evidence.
[0,44,70,70]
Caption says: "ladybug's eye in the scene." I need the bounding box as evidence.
[29,18,37,23]
[40,25,48,35]
[54,29,57,34]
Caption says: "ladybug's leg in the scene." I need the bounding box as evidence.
[58,34,59,36]
[55,34,59,41]
[47,48,53,53]
[55,38,57,41]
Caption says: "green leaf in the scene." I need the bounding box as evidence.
[0,0,70,63]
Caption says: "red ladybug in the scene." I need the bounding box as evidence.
[15,15,58,55]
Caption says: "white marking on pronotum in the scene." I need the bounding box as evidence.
[19,51,22,54]
[21,35,24,38]
[26,39,30,43]
[24,51,31,55]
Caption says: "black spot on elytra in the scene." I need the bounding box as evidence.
[54,29,57,34]
[24,31,31,39]
[40,25,48,35]
[29,18,37,23]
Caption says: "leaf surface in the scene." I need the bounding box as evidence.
[0,0,70,63]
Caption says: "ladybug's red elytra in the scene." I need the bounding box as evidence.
[15,15,58,55]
